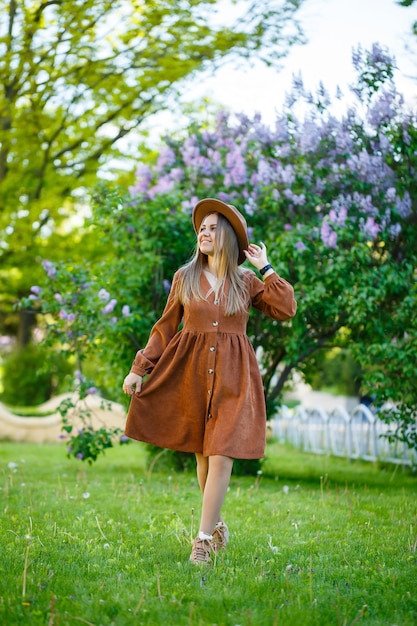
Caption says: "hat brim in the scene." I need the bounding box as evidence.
[192,198,249,265]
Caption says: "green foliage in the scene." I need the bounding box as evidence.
[303,348,362,396]
[145,445,196,473]
[0,441,416,625]
[19,187,196,402]
[0,344,72,406]
[145,445,263,476]
[58,380,130,465]
[0,0,305,341]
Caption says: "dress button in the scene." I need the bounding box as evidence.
[208,390,211,395]
[210,346,215,352]
[208,369,214,374]
[212,321,218,327]
[214,299,219,305]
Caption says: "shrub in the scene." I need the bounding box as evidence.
[0,344,72,406]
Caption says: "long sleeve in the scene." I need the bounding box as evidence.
[130,272,184,376]
[249,271,297,320]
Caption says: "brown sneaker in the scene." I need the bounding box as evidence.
[212,522,229,552]
[189,537,214,565]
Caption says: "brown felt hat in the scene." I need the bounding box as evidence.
[192,198,249,265]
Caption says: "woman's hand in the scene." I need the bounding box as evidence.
[123,372,143,395]
[244,241,270,271]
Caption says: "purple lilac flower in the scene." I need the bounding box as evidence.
[389,223,401,238]
[59,309,68,320]
[74,370,85,381]
[155,146,176,173]
[279,164,295,186]
[321,220,338,249]
[110,316,118,324]
[120,435,129,443]
[253,120,273,145]
[369,42,396,69]
[295,241,307,251]
[284,91,297,109]
[66,313,76,322]
[181,137,201,168]
[292,72,305,97]
[217,191,232,202]
[284,224,293,232]
[162,279,171,295]
[122,305,130,317]
[368,90,399,128]
[28,294,39,301]
[244,198,256,216]
[102,298,117,314]
[362,217,380,240]
[86,387,97,395]
[98,288,110,302]
[257,158,274,185]
[395,192,412,218]
[226,149,247,186]
[299,119,321,152]
[30,286,43,295]
[329,206,348,226]
[76,453,84,460]
[169,167,184,182]
[351,44,363,70]
[147,175,175,199]
[54,293,64,304]
[129,164,153,196]
[273,117,290,143]
[316,81,331,107]
[42,260,57,278]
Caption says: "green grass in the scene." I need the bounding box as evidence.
[0,440,416,626]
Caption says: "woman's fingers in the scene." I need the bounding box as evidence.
[123,373,142,395]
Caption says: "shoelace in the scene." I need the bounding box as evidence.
[213,524,229,549]
[192,539,212,562]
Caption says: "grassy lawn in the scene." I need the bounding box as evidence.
[0,440,416,626]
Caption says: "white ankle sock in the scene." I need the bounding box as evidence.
[198,531,213,541]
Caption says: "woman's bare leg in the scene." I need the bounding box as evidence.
[195,452,209,493]
[194,453,233,536]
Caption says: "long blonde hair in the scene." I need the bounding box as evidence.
[176,213,250,316]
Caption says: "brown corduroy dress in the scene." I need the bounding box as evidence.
[124,269,296,459]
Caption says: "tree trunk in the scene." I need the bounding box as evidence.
[17,310,35,346]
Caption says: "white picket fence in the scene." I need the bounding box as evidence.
[272,404,417,466]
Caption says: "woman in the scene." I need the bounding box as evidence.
[122,197,297,565]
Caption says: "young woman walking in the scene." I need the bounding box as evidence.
[122,197,297,564]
